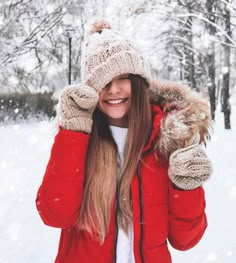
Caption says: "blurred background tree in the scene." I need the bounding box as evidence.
[0,0,235,128]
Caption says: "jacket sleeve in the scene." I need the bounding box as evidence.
[35,128,90,229]
[168,179,207,250]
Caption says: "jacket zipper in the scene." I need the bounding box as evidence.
[114,182,119,263]
[137,162,145,263]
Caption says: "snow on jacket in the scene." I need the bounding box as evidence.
[36,82,211,263]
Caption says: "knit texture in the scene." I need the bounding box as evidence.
[168,144,213,190]
[81,18,151,93]
[57,84,98,133]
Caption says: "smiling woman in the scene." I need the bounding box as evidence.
[98,74,132,127]
[36,18,213,263]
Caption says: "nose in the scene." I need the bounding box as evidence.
[106,80,121,94]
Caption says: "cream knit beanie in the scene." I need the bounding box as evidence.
[81,18,151,93]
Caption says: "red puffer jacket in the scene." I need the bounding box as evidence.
[36,105,207,263]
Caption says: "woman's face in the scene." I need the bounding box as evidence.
[98,74,131,127]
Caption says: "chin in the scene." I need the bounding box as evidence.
[108,113,126,119]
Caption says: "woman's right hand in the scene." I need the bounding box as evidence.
[57,84,99,133]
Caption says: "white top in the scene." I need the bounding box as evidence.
[110,126,135,263]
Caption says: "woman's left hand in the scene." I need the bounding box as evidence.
[168,140,213,190]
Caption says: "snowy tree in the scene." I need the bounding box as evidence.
[0,0,81,93]
[0,0,235,127]
[220,0,234,129]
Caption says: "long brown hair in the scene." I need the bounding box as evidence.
[77,74,151,243]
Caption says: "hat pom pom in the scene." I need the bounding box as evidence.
[88,19,112,35]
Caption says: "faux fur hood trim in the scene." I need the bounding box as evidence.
[149,79,213,160]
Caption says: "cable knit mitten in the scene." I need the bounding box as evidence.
[168,143,213,190]
[57,84,99,133]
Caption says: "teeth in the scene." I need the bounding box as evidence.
[107,99,125,104]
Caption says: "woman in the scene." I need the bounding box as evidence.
[36,19,213,263]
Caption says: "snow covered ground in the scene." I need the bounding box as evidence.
[0,106,236,263]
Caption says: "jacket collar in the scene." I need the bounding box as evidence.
[148,80,212,159]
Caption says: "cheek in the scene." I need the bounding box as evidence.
[97,92,105,108]
[125,83,131,95]
[97,100,103,111]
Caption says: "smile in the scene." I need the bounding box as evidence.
[105,98,128,105]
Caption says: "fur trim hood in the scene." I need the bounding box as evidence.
[149,79,213,159]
